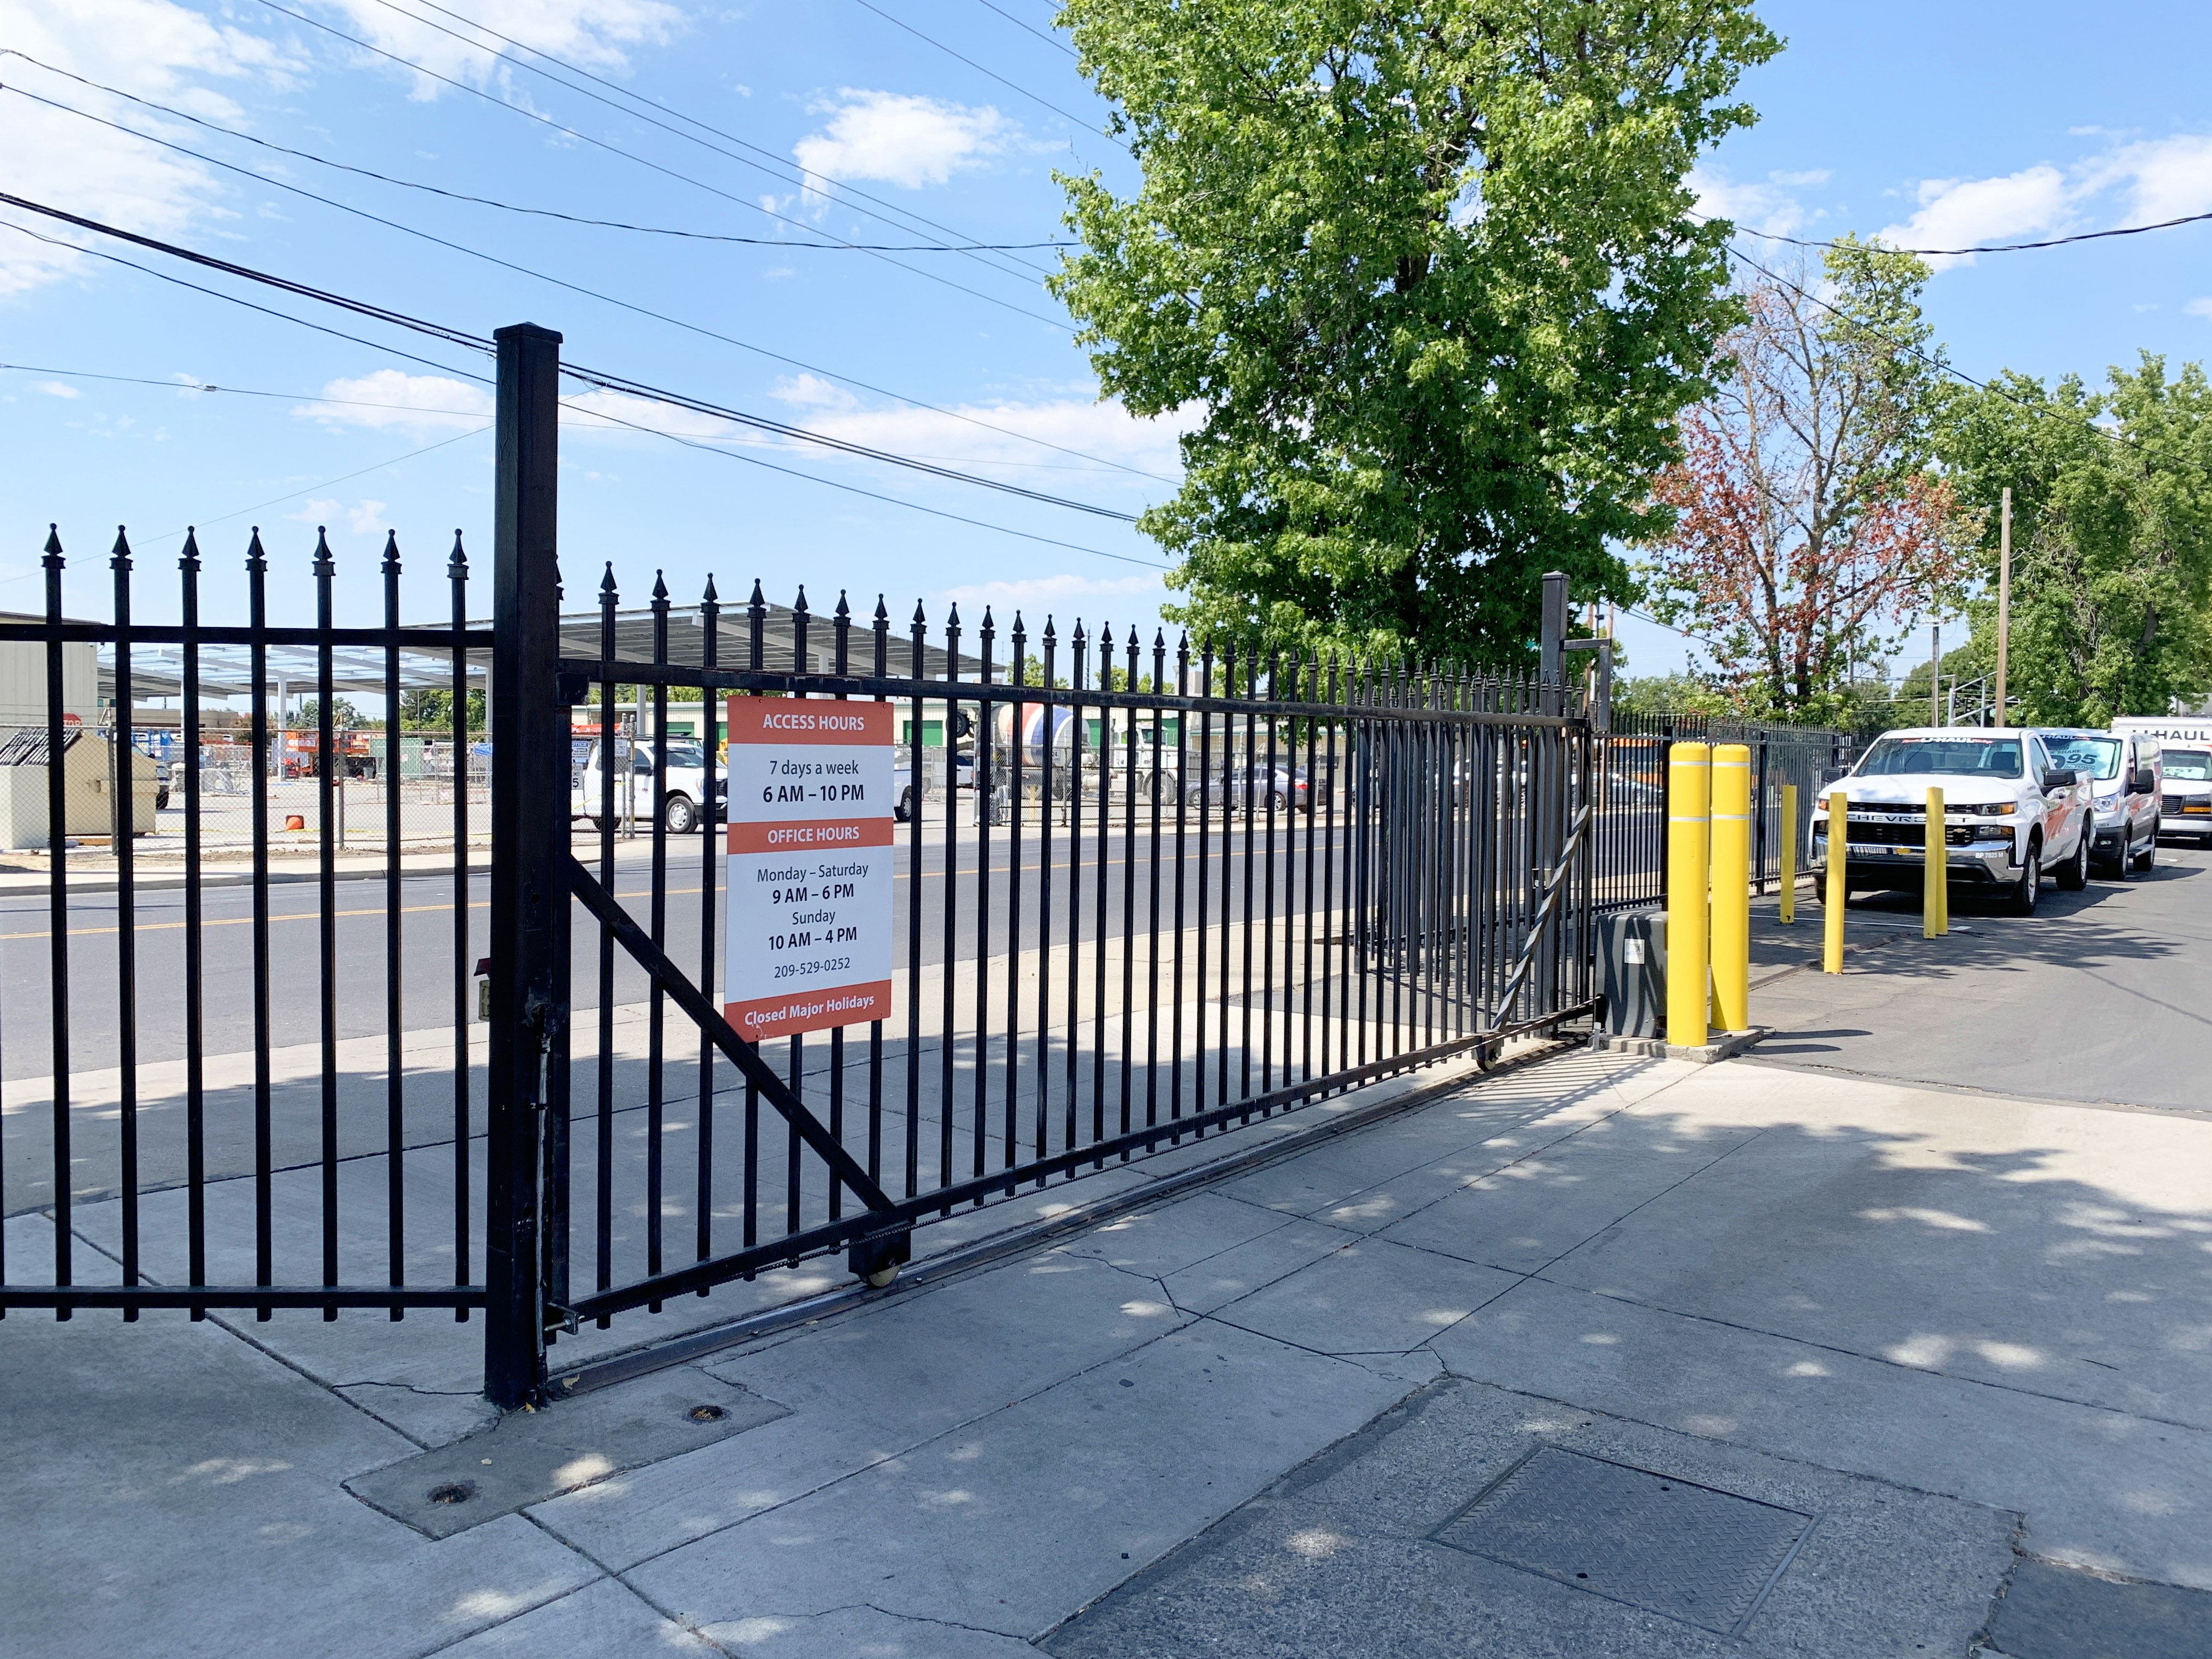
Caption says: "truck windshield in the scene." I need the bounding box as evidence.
[2041,736,2120,780]
[1858,737,2024,778]
[2163,748,2210,781]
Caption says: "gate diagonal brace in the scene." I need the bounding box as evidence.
[563,857,912,1283]
[1482,802,1594,1054]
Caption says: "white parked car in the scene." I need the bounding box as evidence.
[573,737,726,834]
[1811,728,2091,915]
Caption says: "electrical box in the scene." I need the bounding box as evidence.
[1598,908,1666,1037]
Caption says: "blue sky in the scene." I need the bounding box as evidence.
[2,0,2209,681]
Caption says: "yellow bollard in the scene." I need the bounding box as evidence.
[1823,787,1848,973]
[1666,742,1711,1047]
[1924,785,1948,937]
[1779,782,1798,925]
[1710,744,1752,1032]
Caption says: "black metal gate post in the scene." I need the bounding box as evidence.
[486,322,565,1408]
[1536,571,1570,1009]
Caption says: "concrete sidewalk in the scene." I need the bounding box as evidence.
[4,1042,2207,1657]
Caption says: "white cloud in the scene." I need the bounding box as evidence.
[770,374,859,413]
[1689,166,1831,239]
[0,0,303,295]
[33,381,81,399]
[2079,134,2212,224]
[346,498,388,535]
[793,89,1009,192]
[1875,166,2069,268]
[2185,298,2212,321]
[314,0,680,94]
[293,370,492,435]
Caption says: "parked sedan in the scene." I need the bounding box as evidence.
[1185,763,1312,814]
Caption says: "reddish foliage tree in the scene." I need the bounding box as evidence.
[1640,242,1977,712]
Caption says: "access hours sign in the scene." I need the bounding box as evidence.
[723,698,895,1041]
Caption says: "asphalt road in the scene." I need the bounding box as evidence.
[0,814,1388,1082]
[1745,833,2212,1112]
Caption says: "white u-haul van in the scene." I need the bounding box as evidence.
[2113,715,2212,844]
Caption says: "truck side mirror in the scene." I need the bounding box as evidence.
[1820,765,1848,785]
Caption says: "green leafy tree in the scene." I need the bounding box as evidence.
[1939,356,2212,725]
[1051,0,1780,668]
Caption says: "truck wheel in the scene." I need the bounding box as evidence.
[663,793,697,836]
[894,785,915,823]
[2055,831,2089,891]
[2134,822,2158,871]
[2008,837,2043,915]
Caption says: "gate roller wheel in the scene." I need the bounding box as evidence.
[865,1264,901,1289]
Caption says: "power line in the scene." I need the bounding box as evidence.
[151,424,493,542]
[246,0,1073,329]
[972,0,1079,59]
[0,359,1148,472]
[1718,239,2132,452]
[0,202,1164,563]
[0,84,1172,485]
[383,0,1067,285]
[1723,210,2212,257]
[568,399,1166,568]
[1,183,1132,517]
[0,55,1069,253]
[850,0,1124,149]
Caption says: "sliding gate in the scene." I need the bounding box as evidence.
[2,325,1600,1406]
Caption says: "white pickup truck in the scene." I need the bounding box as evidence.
[1811,727,2091,915]
[573,737,726,834]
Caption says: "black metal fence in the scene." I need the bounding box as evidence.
[1594,713,1846,911]
[15,325,1832,1408]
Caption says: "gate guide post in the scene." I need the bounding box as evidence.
[485,322,564,1409]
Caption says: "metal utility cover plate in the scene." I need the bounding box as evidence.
[1432,1447,1813,1635]
[347,1374,788,1538]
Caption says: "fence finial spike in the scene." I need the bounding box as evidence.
[652,568,670,603]
[179,527,200,569]
[43,523,62,559]
[111,524,132,566]
[1154,627,1166,649]
[874,594,890,624]
[381,529,401,573]
[946,601,961,629]
[912,598,927,627]
[1042,614,1057,645]
[600,561,618,597]
[834,588,849,619]
[793,585,809,614]
[312,526,334,575]
[702,573,719,605]
[246,527,267,570]
[447,529,465,572]
[748,578,766,610]
[980,605,995,631]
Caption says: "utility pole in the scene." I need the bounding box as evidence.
[1993,487,2011,728]
[1929,621,1941,727]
